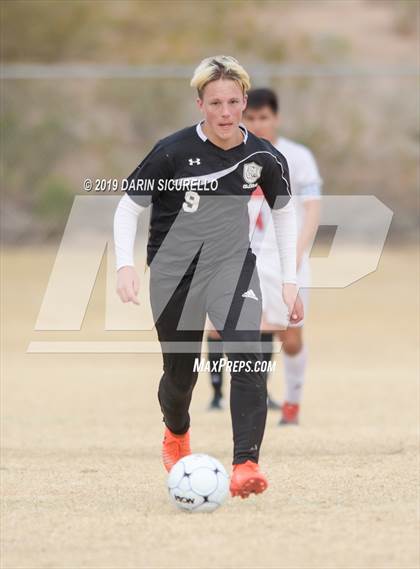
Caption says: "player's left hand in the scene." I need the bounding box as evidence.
[282,283,304,325]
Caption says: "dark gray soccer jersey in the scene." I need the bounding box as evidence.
[125,123,291,272]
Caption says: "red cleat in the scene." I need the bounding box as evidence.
[162,427,191,472]
[279,402,299,425]
[230,460,268,498]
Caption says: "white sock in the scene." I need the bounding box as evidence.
[283,346,307,404]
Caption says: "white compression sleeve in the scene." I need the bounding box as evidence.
[113,194,145,271]
[271,199,297,284]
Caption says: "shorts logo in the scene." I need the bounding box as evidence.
[242,289,259,301]
[243,162,262,184]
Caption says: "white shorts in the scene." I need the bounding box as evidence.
[256,252,310,329]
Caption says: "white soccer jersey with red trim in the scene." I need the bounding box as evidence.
[249,137,322,254]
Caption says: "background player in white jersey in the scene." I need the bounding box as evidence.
[244,88,322,425]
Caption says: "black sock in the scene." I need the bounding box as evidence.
[207,336,224,398]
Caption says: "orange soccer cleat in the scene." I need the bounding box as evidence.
[162,427,191,472]
[279,402,300,425]
[230,460,268,498]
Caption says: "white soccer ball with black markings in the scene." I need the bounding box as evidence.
[167,453,229,512]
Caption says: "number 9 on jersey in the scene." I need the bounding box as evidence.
[183,191,200,213]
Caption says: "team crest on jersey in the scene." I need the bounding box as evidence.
[243,162,262,184]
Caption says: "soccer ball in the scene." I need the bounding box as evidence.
[167,453,229,513]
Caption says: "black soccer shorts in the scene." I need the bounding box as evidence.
[150,249,268,464]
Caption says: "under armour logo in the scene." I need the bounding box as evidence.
[188,158,201,166]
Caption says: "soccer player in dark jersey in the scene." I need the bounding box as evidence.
[113,55,303,498]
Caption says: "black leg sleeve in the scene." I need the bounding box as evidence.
[151,268,206,435]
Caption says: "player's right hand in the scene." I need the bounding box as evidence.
[116,266,140,305]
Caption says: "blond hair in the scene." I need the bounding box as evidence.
[191,55,251,98]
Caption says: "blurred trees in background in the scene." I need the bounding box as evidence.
[1,0,418,242]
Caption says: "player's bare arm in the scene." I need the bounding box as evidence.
[297,199,321,269]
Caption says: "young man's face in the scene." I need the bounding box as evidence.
[243,106,279,143]
[197,79,247,144]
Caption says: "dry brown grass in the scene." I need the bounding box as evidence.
[1,245,419,568]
